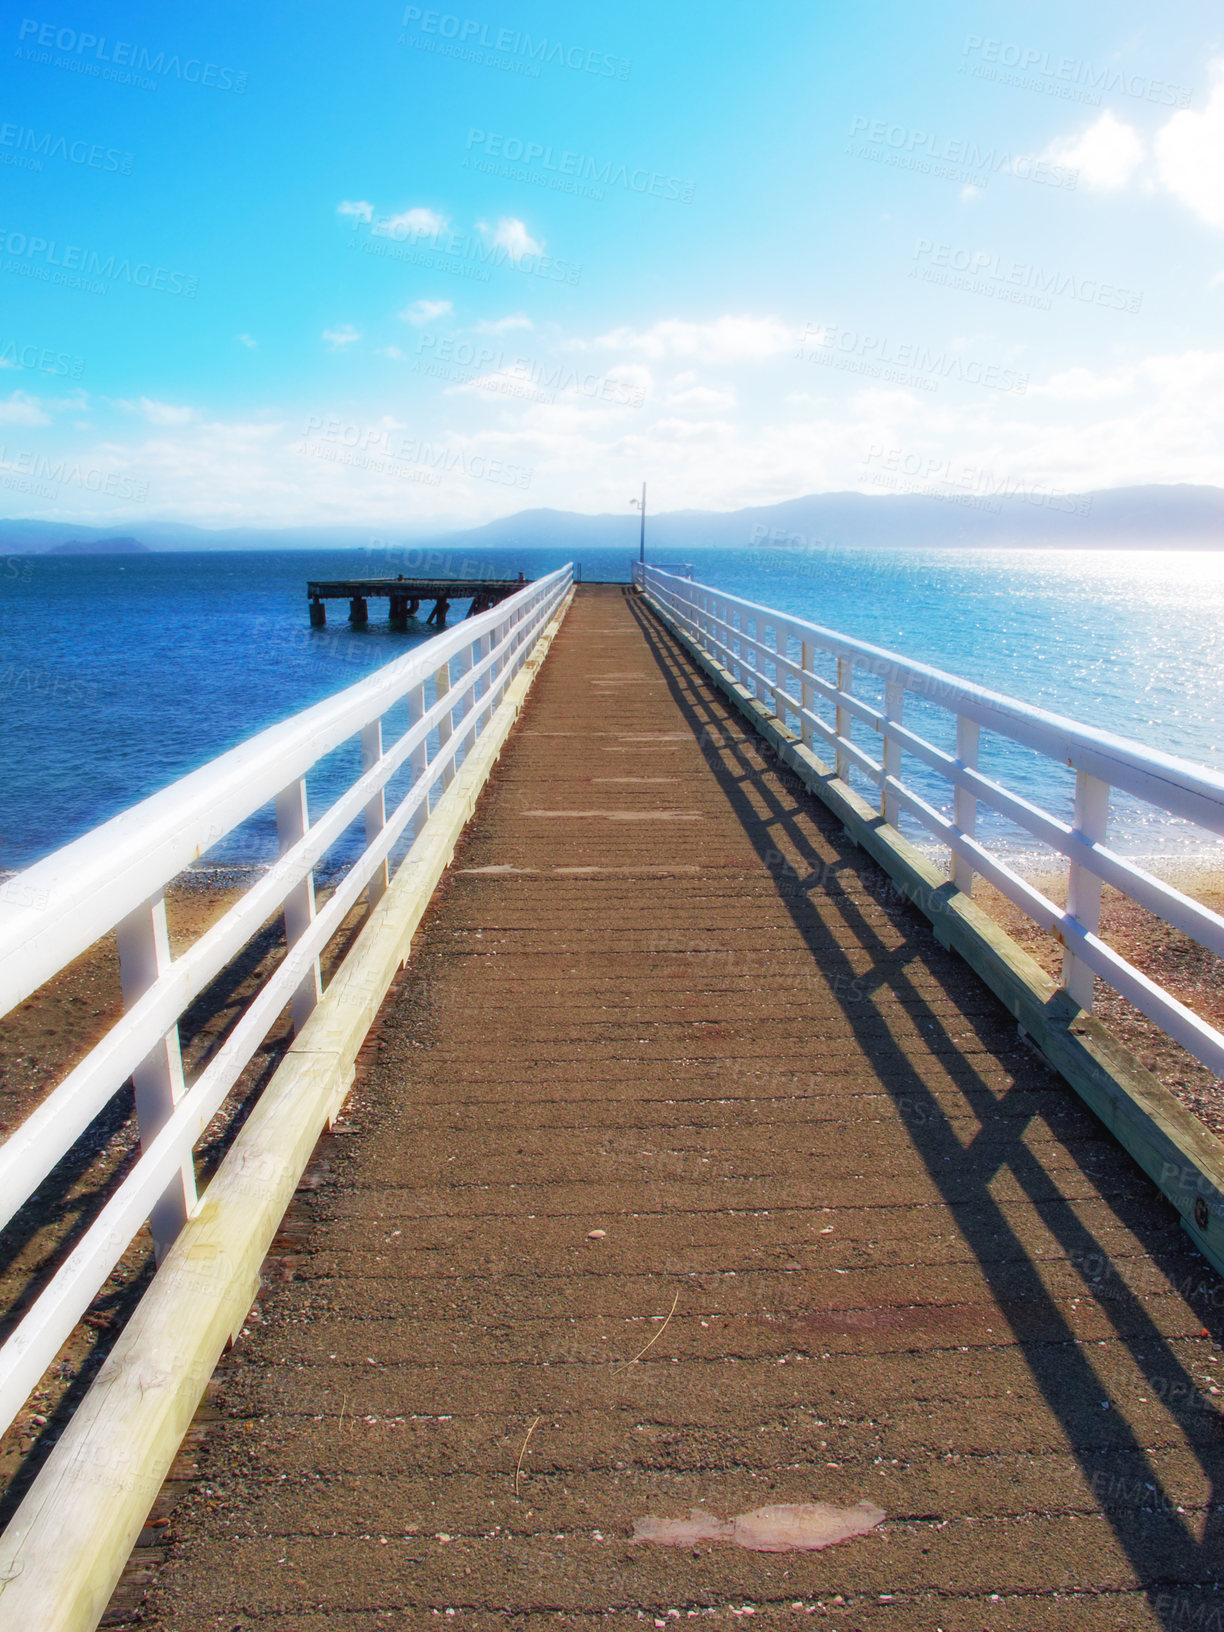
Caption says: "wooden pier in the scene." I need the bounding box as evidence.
[307,575,527,628]
[117,588,1224,1629]
[3,573,1224,1632]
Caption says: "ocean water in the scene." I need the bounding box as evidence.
[0,543,1221,876]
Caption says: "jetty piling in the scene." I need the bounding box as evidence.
[306,576,528,629]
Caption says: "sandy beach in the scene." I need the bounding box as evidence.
[975,855,1224,1135]
[0,872,368,1525]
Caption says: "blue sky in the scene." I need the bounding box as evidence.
[0,0,1220,529]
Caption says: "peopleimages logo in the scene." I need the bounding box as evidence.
[0,121,134,174]
[398,7,630,79]
[959,35,1192,109]
[415,333,646,406]
[0,333,84,375]
[862,445,1092,516]
[15,18,247,92]
[463,129,695,203]
[0,445,149,501]
[846,115,1076,190]
[797,322,1029,395]
[351,212,581,287]
[300,416,533,490]
[0,228,197,297]
[910,239,1142,314]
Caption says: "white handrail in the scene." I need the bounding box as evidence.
[636,563,1224,1080]
[0,565,572,1438]
[0,574,562,1011]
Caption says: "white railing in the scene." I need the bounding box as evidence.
[0,565,572,1439]
[637,560,694,578]
[636,563,1224,1080]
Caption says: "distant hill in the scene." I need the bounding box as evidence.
[1,484,1222,554]
[0,518,452,553]
[47,536,151,555]
[442,485,1224,554]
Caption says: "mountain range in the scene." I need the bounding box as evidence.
[1,484,1221,555]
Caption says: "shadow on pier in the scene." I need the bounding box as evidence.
[627,588,1224,1629]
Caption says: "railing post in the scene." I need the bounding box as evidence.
[490,616,508,706]
[406,680,427,842]
[835,657,853,782]
[801,640,816,749]
[882,679,903,825]
[115,891,197,1262]
[435,657,456,793]
[361,719,388,908]
[474,630,493,729]
[461,634,482,749]
[772,626,786,723]
[1063,770,1109,1011]
[275,777,323,1032]
[951,716,980,895]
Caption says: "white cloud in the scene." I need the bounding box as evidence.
[0,391,51,426]
[478,217,544,258]
[12,339,1224,531]
[648,416,737,444]
[1155,62,1224,228]
[1141,348,1224,397]
[605,362,652,398]
[322,326,361,349]
[377,206,447,238]
[400,298,453,326]
[112,397,196,425]
[663,384,737,412]
[1044,110,1145,190]
[337,200,374,223]
[1029,365,1136,401]
[141,399,195,425]
[237,333,257,349]
[474,314,534,334]
[376,345,407,359]
[591,315,792,364]
[1030,350,1224,408]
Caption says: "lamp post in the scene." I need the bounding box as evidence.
[630,482,646,563]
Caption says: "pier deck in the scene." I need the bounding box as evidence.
[138,586,1222,1630]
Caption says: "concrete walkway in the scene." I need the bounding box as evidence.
[139,585,1224,1631]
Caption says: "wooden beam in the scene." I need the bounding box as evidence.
[0,587,575,1632]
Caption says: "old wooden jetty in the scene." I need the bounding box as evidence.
[307,575,528,628]
[1,569,1224,1629]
